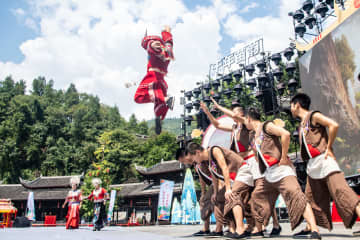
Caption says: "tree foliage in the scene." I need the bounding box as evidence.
[0,76,177,184]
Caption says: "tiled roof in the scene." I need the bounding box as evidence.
[0,184,69,200]
[135,160,184,175]
[19,174,83,189]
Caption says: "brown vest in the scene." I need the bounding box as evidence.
[254,121,282,174]
[196,162,212,186]
[230,123,251,153]
[300,111,328,161]
[209,146,244,181]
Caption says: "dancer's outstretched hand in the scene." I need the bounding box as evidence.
[200,101,209,113]
[210,97,219,108]
[164,25,171,33]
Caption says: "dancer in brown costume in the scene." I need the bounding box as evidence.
[176,148,226,237]
[290,93,360,237]
[246,107,321,239]
[186,142,254,239]
[202,98,281,238]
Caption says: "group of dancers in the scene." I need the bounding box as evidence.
[62,177,109,231]
[176,93,360,239]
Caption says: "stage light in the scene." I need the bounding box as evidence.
[315,2,329,18]
[185,116,193,126]
[193,100,200,110]
[210,107,219,116]
[185,103,193,113]
[212,79,221,91]
[212,92,221,102]
[257,72,268,85]
[271,53,282,66]
[245,64,255,77]
[302,0,314,14]
[305,14,316,29]
[295,23,306,38]
[293,9,305,23]
[223,74,233,85]
[193,87,201,98]
[292,130,299,143]
[284,47,294,61]
[326,0,334,9]
[286,62,297,76]
[234,84,243,95]
[203,95,211,106]
[288,78,298,94]
[273,67,284,79]
[233,70,242,82]
[255,91,263,100]
[256,60,267,72]
[246,78,257,90]
[224,88,233,98]
[185,91,193,101]
[203,83,211,94]
[277,82,285,96]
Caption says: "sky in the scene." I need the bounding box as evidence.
[0,0,303,120]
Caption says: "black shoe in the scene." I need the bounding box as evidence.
[155,116,162,135]
[293,229,311,238]
[206,231,223,238]
[166,96,175,110]
[251,231,264,239]
[226,232,247,239]
[309,231,321,239]
[270,226,282,237]
[193,230,210,236]
[353,230,360,236]
[224,231,235,238]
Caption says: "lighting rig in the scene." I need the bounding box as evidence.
[289,0,347,44]
[179,43,302,141]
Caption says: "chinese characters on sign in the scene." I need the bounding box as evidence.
[157,179,175,221]
[209,38,264,79]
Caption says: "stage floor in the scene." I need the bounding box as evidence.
[1,222,359,240]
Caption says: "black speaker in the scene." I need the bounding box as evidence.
[259,88,279,116]
[13,216,31,228]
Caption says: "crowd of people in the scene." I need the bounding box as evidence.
[176,93,360,239]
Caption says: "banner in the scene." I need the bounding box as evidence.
[26,192,35,221]
[157,179,174,221]
[107,190,117,222]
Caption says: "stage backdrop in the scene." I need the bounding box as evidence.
[299,8,360,176]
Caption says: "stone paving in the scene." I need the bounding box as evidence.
[1,222,360,240]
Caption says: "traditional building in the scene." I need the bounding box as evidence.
[0,175,83,221]
[110,160,185,224]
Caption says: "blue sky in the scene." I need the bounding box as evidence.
[0,0,281,63]
[0,0,300,120]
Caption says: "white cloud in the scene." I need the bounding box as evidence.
[12,8,25,17]
[0,0,226,121]
[225,0,302,53]
[239,2,259,13]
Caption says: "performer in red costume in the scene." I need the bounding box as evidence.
[62,176,82,229]
[134,26,175,134]
[85,178,109,231]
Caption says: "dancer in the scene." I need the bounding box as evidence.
[85,178,109,231]
[62,176,82,229]
[176,148,226,237]
[290,93,360,237]
[245,107,321,239]
[203,98,281,237]
[134,25,175,135]
[185,142,254,239]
